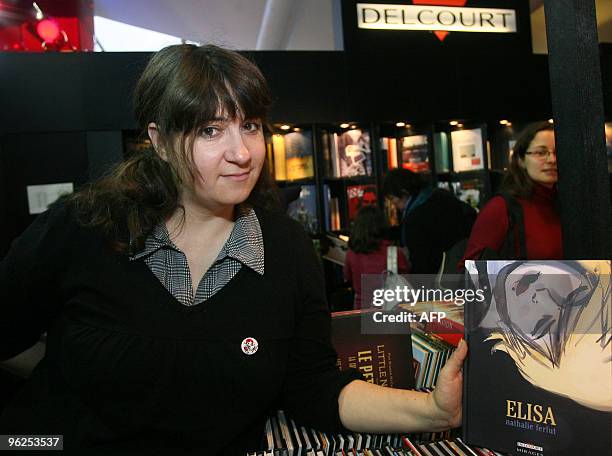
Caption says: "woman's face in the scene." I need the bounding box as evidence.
[187,116,265,212]
[520,130,558,188]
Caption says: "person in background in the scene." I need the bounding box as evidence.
[344,205,410,309]
[0,43,466,455]
[462,121,562,263]
[383,169,476,274]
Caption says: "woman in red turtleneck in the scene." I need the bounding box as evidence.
[462,121,563,262]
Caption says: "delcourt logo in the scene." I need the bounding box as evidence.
[414,0,468,41]
[356,1,517,41]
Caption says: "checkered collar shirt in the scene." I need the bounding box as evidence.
[129,205,264,306]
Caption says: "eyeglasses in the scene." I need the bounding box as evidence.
[525,147,556,159]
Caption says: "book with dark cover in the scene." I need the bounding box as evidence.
[331,310,415,390]
[462,260,612,456]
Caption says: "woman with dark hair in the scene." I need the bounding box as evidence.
[462,121,561,263]
[0,44,466,454]
[383,169,476,274]
[344,206,410,308]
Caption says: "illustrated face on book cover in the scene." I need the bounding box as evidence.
[339,130,370,176]
[465,260,612,412]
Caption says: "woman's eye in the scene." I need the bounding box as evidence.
[200,126,219,138]
[243,121,261,133]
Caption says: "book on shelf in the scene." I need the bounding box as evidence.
[272,134,287,181]
[286,184,318,234]
[400,134,430,174]
[331,309,415,390]
[327,129,372,178]
[463,259,612,456]
[320,128,334,177]
[271,130,314,181]
[456,187,480,210]
[439,178,484,211]
[384,197,399,227]
[323,184,342,232]
[380,136,398,169]
[450,128,485,172]
[433,132,451,174]
[346,184,377,223]
[284,130,314,180]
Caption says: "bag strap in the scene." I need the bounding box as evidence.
[498,193,527,260]
[387,245,398,274]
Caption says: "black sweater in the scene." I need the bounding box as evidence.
[0,203,360,454]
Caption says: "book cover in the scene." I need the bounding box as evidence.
[331,132,341,178]
[346,184,377,223]
[320,129,334,177]
[331,309,415,390]
[323,184,331,232]
[453,178,484,210]
[284,130,314,180]
[456,188,480,210]
[286,184,318,234]
[381,137,398,169]
[272,134,287,181]
[401,134,430,174]
[330,197,341,231]
[451,128,484,172]
[337,129,372,177]
[463,260,612,456]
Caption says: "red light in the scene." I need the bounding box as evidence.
[36,19,61,42]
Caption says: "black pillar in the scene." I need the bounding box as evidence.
[544,0,612,259]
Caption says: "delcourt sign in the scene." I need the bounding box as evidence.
[356,2,517,34]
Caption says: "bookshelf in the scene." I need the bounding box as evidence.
[267,120,500,240]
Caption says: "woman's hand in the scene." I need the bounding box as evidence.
[429,339,468,428]
[339,338,468,433]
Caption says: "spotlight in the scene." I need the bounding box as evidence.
[449,120,459,126]
[340,123,350,129]
[36,18,61,43]
[395,122,405,127]
[280,125,290,131]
